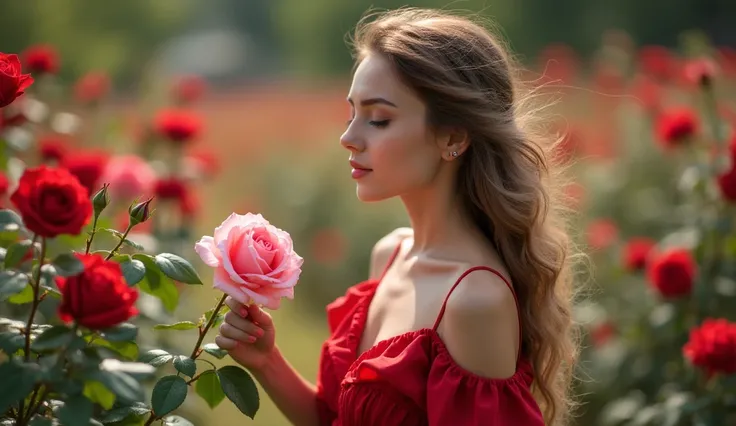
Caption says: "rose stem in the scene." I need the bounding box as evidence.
[105,223,133,260]
[190,293,228,359]
[84,214,100,255]
[18,236,45,423]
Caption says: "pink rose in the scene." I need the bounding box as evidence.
[194,213,303,309]
[100,155,156,200]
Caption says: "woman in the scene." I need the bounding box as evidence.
[215,8,579,426]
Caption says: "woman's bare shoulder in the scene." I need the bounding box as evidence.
[368,227,413,279]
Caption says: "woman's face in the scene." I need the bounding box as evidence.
[341,53,447,202]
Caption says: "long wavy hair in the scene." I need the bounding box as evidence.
[351,8,582,425]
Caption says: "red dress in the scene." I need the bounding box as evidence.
[316,245,545,425]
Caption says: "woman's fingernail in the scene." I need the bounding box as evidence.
[240,307,248,317]
[255,328,264,337]
[248,336,257,343]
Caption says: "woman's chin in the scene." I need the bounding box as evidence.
[356,185,388,203]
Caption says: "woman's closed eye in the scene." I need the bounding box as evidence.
[345,118,391,128]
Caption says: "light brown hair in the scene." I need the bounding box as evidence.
[351,8,581,425]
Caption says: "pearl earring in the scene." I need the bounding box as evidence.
[451,151,459,158]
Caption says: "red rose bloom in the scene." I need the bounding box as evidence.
[683,318,736,377]
[622,237,657,272]
[38,134,68,163]
[10,166,92,238]
[586,219,618,250]
[57,254,138,330]
[716,135,736,202]
[62,151,109,196]
[74,71,110,104]
[655,107,699,149]
[0,172,9,196]
[172,75,206,104]
[646,248,696,298]
[153,108,202,143]
[0,52,34,108]
[154,177,188,200]
[22,45,59,75]
[638,45,677,81]
[683,58,718,87]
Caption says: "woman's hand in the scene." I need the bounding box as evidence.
[215,297,277,371]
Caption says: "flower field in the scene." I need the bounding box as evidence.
[2,31,736,425]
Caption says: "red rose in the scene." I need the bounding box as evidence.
[38,134,68,163]
[0,52,34,108]
[683,58,718,87]
[655,107,699,149]
[717,135,736,202]
[154,177,188,200]
[22,45,59,75]
[622,237,657,272]
[586,218,618,250]
[57,254,138,329]
[153,108,202,143]
[62,151,109,196]
[74,71,110,104]
[683,318,736,377]
[10,166,92,238]
[0,172,9,196]
[646,248,696,298]
[638,45,677,81]
[172,75,206,104]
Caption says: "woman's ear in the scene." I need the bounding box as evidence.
[437,127,470,161]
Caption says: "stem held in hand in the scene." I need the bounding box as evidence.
[190,293,228,359]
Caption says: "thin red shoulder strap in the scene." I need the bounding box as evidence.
[432,266,523,363]
[378,242,403,281]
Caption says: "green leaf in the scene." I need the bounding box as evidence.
[0,270,30,301]
[217,365,260,419]
[99,228,144,251]
[4,239,34,268]
[163,416,194,426]
[173,356,196,378]
[0,330,25,354]
[29,417,53,426]
[154,253,203,285]
[0,360,43,414]
[89,370,144,404]
[202,343,228,359]
[0,209,25,232]
[7,280,33,304]
[52,253,85,277]
[194,370,225,409]
[84,380,117,410]
[139,349,173,367]
[101,323,138,342]
[151,375,188,417]
[99,402,150,424]
[153,321,197,331]
[202,304,230,328]
[119,258,145,286]
[92,339,139,361]
[32,325,74,351]
[58,394,94,426]
[134,255,179,312]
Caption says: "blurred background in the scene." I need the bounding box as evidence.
[2,0,736,425]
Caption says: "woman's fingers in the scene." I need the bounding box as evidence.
[223,311,264,337]
[215,335,238,350]
[219,322,257,343]
[225,296,248,317]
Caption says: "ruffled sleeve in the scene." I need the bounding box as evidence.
[316,280,379,426]
[426,343,544,426]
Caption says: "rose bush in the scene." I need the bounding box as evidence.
[0,49,262,426]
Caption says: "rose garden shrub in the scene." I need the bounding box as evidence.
[0,50,265,426]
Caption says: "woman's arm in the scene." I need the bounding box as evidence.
[251,348,322,426]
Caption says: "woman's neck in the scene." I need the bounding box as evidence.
[400,181,476,256]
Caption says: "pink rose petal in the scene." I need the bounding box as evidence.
[194,236,220,267]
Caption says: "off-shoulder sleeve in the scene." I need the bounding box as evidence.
[426,344,545,425]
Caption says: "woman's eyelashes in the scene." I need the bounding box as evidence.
[345,117,391,128]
